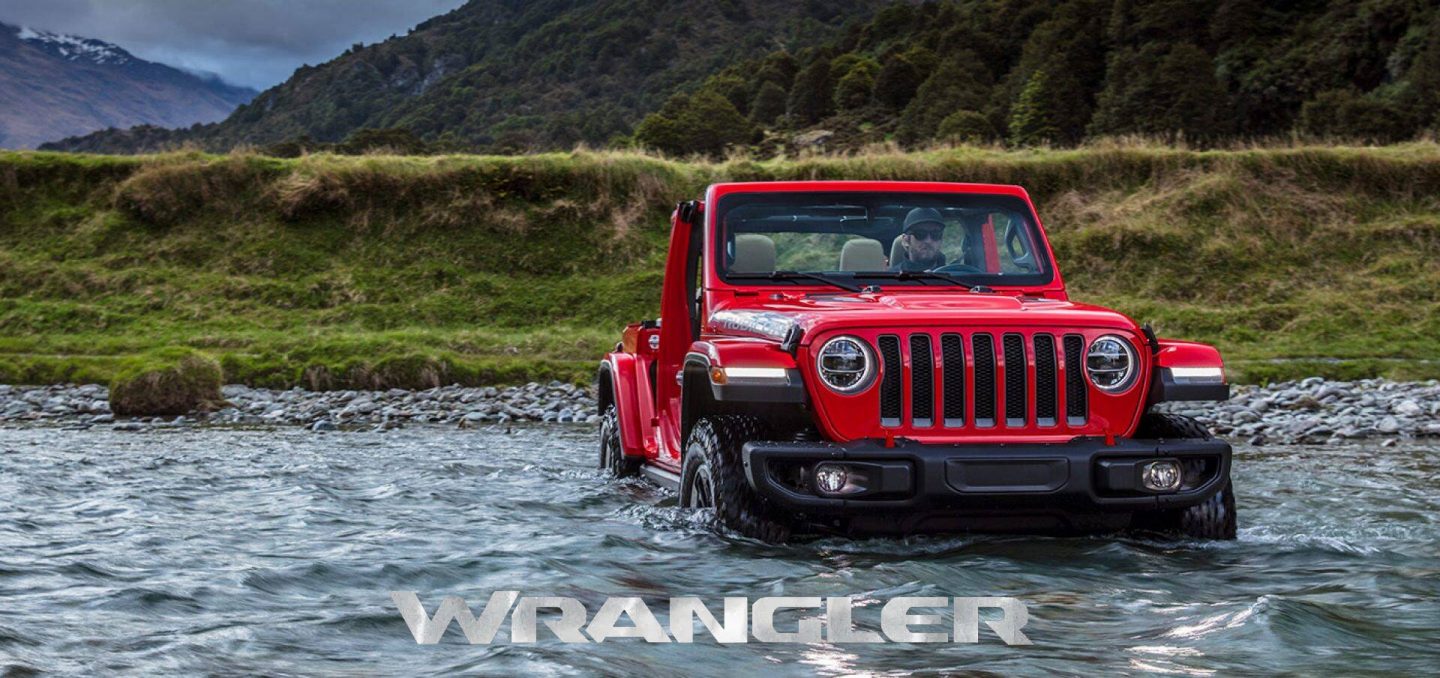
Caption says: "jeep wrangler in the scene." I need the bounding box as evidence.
[597,182,1235,541]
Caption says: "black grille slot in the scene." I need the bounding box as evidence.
[1034,334,1058,426]
[878,335,902,427]
[909,335,934,427]
[1064,334,1087,425]
[940,334,966,427]
[1003,334,1027,426]
[972,334,996,427]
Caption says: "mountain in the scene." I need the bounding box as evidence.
[41,0,1440,156]
[39,0,886,154]
[0,22,257,150]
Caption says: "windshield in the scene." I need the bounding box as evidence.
[715,191,1051,287]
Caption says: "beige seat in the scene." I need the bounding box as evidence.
[839,238,886,271]
[732,234,776,273]
[889,235,906,267]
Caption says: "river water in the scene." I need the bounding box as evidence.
[0,424,1436,675]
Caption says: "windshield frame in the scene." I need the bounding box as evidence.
[710,188,1056,289]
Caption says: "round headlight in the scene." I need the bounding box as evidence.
[815,336,875,394]
[1086,335,1138,392]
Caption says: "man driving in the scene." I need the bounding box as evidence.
[889,207,948,271]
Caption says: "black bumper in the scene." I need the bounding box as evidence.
[741,436,1231,516]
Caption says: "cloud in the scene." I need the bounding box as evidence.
[0,0,468,89]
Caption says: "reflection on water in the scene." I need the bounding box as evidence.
[0,424,1437,674]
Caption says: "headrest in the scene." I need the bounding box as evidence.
[732,234,776,273]
[890,235,906,268]
[839,238,886,271]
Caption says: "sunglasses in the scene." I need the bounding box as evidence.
[909,228,943,241]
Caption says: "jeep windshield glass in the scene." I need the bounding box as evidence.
[714,191,1052,287]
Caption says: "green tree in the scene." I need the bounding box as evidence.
[829,53,869,82]
[635,90,754,157]
[1008,70,1063,146]
[1406,17,1440,126]
[750,81,788,126]
[787,58,835,124]
[874,54,924,110]
[756,51,799,89]
[897,57,992,144]
[996,0,1107,145]
[1089,43,1230,140]
[703,74,752,116]
[834,60,878,110]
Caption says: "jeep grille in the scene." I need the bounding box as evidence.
[874,330,1089,430]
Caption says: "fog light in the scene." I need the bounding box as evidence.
[814,463,849,495]
[1142,459,1183,492]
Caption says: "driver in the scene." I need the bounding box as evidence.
[890,207,947,271]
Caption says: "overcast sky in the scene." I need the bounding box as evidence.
[0,0,468,90]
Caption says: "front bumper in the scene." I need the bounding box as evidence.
[741,436,1231,516]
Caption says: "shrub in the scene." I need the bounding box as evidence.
[109,351,225,416]
[937,110,995,143]
[1298,89,1421,143]
[634,90,753,157]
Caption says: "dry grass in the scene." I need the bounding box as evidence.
[2,142,1438,387]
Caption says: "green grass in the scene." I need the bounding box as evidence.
[2,143,1438,388]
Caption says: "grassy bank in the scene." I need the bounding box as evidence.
[2,143,1438,389]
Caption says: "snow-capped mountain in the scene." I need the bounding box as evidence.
[0,22,257,149]
[15,25,135,66]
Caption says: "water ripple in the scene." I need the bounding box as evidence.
[0,425,1436,674]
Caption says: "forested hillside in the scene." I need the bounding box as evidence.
[637,0,1440,154]
[41,0,1440,155]
[41,0,883,154]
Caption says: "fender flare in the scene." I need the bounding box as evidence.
[1149,340,1229,404]
[684,339,806,404]
[680,339,807,449]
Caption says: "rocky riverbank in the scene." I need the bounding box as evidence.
[0,382,599,431]
[1157,377,1440,446]
[1,378,1437,444]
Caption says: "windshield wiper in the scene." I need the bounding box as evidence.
[730,271,864,293]
[862,270,972,289]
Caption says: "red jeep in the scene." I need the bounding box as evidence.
[598,182,1235,541]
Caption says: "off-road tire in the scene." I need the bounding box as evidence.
[1135,412,1237,540]
[680,416,793,543]
[598,405,639,477]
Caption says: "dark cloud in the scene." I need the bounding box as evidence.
[0,0,468,89]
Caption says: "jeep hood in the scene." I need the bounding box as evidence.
[707,291,1140,342]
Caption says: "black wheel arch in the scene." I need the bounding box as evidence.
[596,362,616,416]
[680,355,713,450]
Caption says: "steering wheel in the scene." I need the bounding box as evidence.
[930,262,983,274]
